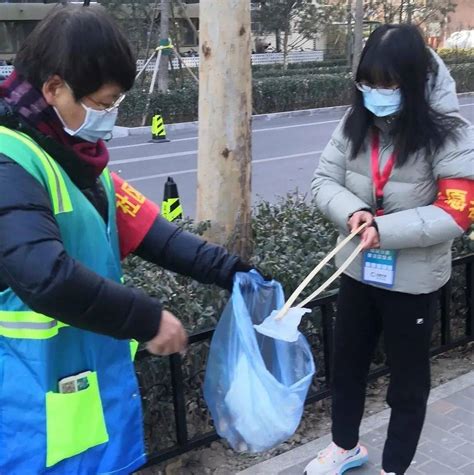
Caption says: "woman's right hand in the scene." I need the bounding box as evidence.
[348,210,374,233]
[146,310,188,356]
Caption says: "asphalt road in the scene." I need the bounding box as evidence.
[108,97,474,218]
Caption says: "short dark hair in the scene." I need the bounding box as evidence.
[344,24,462,166]
[14,4,136,99]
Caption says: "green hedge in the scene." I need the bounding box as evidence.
[252,58,347,72]
[118,62,474,126]
[253,65,350,78]
[119,84,199,125]
[448,63,474,91]
[439,48,474,64]
[253,73,353,113]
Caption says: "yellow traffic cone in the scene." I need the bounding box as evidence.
[151,114,170,143]
[162,177,183,221]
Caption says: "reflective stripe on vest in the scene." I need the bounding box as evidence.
[0,127,73,215]
[0,311,68,339]
[102,167,113,193]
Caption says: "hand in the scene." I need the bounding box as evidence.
[348,210,374,233]
[146,310,188,356]
[225,261,272,291]
[360,226,380,250]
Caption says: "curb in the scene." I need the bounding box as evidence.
[113,92,474,139]
[113,105,347,138]
[236,370,474,474]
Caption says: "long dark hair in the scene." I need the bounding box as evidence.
[344,24,462,166]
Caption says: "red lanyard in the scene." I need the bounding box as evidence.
[371,130,396,216]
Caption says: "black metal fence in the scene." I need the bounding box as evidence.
[137,254,474,467]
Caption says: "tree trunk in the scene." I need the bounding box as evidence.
[406,0,413,24]
[399,0,404,23]
[346,0,353,68]
[176,0,199,43]
[170,0,184,87]
[158,0,170,93]
[275,29,281,52]
[197,0,252,259]
[352,0,364,75]
[141,0,159,86]
[283,26,290,70]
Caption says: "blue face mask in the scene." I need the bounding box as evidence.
[57,103,119,143]
[361,87,402,117]
[55,83,123,143]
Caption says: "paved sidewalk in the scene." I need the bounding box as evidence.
[238,371,474,475]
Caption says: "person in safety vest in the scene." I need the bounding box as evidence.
[305,25,474,475]
[0,5,260,474]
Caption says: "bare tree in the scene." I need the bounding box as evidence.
[158,0,170,93]
[256,0,345,69]
[366,0,457,26]
[352,0,363,74]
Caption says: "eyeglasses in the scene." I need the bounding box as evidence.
[85,93,126,113]
[355,82,400,96]
[65,82,126,112]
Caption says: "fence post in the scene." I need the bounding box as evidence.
[467,261,474,338]
[169,353,188,445]
[320,303,335,386]
[440,281,452,346]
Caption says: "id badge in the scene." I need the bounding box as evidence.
[362,249,397,287]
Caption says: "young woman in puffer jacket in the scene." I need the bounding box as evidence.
[305,24,474,475]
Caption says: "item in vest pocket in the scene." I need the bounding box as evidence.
[58,371,92,393]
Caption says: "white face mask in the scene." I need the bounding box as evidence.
[54,84,124,143]
[56,102,118,143]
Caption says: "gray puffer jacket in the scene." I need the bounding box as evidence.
[312,51,474,294]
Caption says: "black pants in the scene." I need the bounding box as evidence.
[331,275,437,474]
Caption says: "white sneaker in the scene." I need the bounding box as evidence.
[303,442,368,475]
[381,471,396,475]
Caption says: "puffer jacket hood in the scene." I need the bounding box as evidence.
[427,49,460,116]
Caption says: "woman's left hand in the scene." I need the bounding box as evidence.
[360,226,380,250]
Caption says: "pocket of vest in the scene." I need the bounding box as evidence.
[45,371,109,468]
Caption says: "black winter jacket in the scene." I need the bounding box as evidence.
[0,103,244,342]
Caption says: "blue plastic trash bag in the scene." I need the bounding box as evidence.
[204,270,315,453]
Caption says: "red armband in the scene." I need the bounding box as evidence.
[434,178,474,231]
[112,173,160,259]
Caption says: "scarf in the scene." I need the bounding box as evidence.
[0,71,109,180]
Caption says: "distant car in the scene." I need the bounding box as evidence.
[445,30,474,49]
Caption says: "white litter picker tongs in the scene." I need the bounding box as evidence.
[254,223,368,342]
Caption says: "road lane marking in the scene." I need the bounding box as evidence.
[109,102,474,153]
[111,150,196,165]
[108,118,343,150]
[120,150,323,182]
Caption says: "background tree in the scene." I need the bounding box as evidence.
[255,0,345,69]
[254,0,303,68]
[365,0,457,26]
[352,0,363,74]
[409,0,457,28]
[101,0,157,59]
